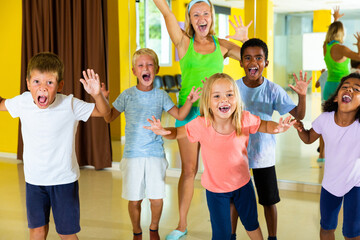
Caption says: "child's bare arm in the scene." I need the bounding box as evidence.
[293,120,320,144]
[167,86,201,120]
[258,116,295,134]
[0,97,7,111]
[80,69,111,117]
[104,107,121,123]
[289,71,312,120]
[144,116,187,139]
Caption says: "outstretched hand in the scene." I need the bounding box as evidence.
[354,32,360,49]
[226,15,252,43]
[333,6,344,22]
[289,71,312,96]
[187,86,202,103]
[80,69,101,96]
[144,116,171,136]
[273,116,296,133]
[293,120,305,132]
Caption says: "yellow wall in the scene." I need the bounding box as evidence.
[0,1,22,153]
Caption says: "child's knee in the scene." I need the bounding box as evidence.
[30,226,48,239]
[129,200,142,207]
[149,198,163,207]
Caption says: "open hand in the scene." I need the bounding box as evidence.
[289,70,312,96]
[143,116,171,135]
[101,82,110,99]
[226,15,252,43]
[293,120,305,132]
[80,69,101,96]
[187,86,202,103]
[273,116,296,133]
[333,6,344,22]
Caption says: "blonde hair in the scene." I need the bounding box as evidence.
[324,21,345,44]
[199,73,243,136]
[132,48,159,72]
[184,0,216,38]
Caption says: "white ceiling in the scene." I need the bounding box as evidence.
[211,0,360,13]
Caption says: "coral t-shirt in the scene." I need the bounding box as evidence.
[185,111,261,193]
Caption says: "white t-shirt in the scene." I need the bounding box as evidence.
[313,111,360,197]
[5,92,95,186]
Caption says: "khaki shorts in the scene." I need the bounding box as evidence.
[120,157,168,201]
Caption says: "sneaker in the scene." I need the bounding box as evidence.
[165,229,188,240]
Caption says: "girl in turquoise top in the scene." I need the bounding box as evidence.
[153,0,252,239]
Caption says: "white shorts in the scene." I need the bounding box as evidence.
[120,157,168,201]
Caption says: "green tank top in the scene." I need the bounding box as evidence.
[324,41,350,82]
[179,36,224,106]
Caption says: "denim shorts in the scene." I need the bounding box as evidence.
[26,181,80,235]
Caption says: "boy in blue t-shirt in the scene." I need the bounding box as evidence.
[234,38,311,240]
[104,48,200,240]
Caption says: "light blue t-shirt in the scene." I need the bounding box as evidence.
[113,86,175,158]
[236,77,296,168]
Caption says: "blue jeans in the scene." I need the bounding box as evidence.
[206,180,259,240]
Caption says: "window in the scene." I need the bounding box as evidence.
[136,0,172,66]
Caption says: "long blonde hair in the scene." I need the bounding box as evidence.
[199,73,243,136]
[324,21,345,44]
[184,0,216,38]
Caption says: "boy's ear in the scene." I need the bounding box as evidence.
[265,60,269,68]
[239,60,244,68]
[26,78,30,90]
[57,80,64,93]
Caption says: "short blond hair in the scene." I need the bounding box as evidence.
[324,21,345,44]
[184,0,216,38]
[132,48,159,72]
[199,73,243,136]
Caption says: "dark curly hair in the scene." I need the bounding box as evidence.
[322,73,360,122]
[240,38,268,61]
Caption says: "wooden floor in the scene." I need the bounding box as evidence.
[0,92,347,239]
[0,158,344,240]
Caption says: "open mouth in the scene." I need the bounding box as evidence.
[248,67,258,76]
[37,95,48,106]
[219,105,230,113]
[142,74,151,82]
[199,23,207,32]
[342,94,352,103]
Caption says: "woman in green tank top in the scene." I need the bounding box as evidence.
[323,8,360,101]
[153,0,259,239]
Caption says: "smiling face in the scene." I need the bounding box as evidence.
[189,2,212,37]
[334,77,360,114]
[26,70,64,109]
[132,54,159,91]
[240,46,269,88]
[209,78,237,120]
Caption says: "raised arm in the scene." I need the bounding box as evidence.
[153,0,187,48]
[80,69,111,117]
[293,120,320,144]
[288,71,312,120]
[258,116,295,134]
[333,6,344,22]
[167,86,201,120]
[221,15,252,61]
[144,116,187,139]
[332,33,360,61]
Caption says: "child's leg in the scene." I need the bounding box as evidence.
[234,180,263,240]
[175,138,200,231]
[29,225,49,240]
[319,187,342,240]
[149,199,163,240]
[252,166,280,239]
[230,201,238,235]
[205,189,232,240]
[149,199,163,230]
[343,187,360,239]
[58,234,79,240]
[129,200,143,234]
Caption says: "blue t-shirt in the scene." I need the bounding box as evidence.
[112,86,175,158]
[236,77,296,168]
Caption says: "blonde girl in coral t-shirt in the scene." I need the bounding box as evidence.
[145,73,294,240]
